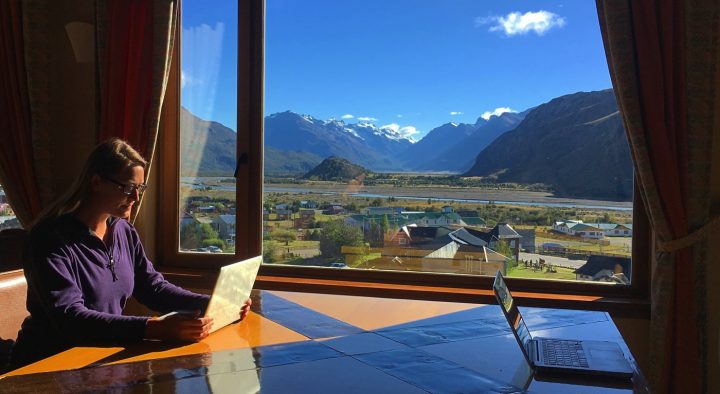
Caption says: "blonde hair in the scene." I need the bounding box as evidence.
[34,138,147,226]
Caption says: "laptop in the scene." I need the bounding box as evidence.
[492,271,634,378]
[161,256,262,334]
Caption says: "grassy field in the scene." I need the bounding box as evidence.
[506,265,577,280]
[535,236,631,257]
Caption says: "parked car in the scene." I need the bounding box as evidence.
[207,246,223,253]
[329,262,347,268]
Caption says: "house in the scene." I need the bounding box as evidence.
[370,224,507,275]
[360,206,401,215]
[553,220,604,239]
[212,215,236,245]
[275,208,293,220]
[414,212,465,226]
[601,223,633,237]
[0,216,21,230]
[179,213,195,228]
[553,220,632,239]
[456,210,486,227]
[568,223,605,239]
[293,209,316,229]
[299,200,318,209]
[480,223,522,261]
[197,205,216,214]
[385,223,521,261]
[575,256,632,284]
[322,205,345,215]
[516,229,536,252]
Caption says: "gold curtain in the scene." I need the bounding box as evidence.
[597,1,720,392]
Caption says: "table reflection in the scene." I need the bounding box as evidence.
[0,290,646,393]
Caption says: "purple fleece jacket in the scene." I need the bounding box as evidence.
[10,214,209,367]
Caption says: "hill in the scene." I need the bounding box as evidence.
[302,156,369,181]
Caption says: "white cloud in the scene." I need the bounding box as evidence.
[450,111,464,116]
[341,114,354,119]
[357,116,378,122]
[481,107,516,120]
[476,10,566,36]
[399,125,419,139]
[397,114,403,118]
[381,123,420,140]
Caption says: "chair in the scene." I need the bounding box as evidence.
[0,229,29,373]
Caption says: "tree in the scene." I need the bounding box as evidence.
[370,197,383,207]
[307,229,320,241]
[263,241,278,263]
[180,223,201,250]
[495,240,516,270]
[201,238,226,250]
[180,222,220,250]
[319,219,364,258]
[381,214,390,234]
[199,223,219,240]
[271,229,296,246]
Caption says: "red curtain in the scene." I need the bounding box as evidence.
[0,0,42,227]
[97,0,155,158]
[597,1,698,392]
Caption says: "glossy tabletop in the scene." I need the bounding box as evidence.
[0,290,647,393]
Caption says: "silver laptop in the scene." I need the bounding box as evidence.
[163,256,262,333]
[492,271,634,378]
[204,256,262,333]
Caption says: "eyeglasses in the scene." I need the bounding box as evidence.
[103,177,147,196]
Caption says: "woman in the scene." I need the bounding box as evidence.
[10,138,250,369]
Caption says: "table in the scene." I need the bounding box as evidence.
[0,290,648,393]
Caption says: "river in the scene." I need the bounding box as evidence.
[181,178,633,211]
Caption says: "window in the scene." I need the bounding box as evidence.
[177,0,238,256]
[0,184,20,230]
[260,0,636,286]
[162,0,649,303]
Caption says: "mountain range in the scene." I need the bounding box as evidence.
[180,88,633,201]
[463,90,633,200]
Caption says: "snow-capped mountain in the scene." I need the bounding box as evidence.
[264,111,412,170]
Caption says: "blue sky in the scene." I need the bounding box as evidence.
[182,0,611,141]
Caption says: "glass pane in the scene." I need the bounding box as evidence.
[263,0,633,285]
[179,0,238,254]
[0,184,21,230]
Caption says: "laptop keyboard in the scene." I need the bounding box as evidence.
[541,339,589,368]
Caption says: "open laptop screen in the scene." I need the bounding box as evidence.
[493,272,532,354]
[205,256,262,333]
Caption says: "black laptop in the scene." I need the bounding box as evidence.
[492,271,634,378]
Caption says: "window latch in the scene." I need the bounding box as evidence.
[234,153,249,178]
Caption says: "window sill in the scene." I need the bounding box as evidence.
[160,268,650,319]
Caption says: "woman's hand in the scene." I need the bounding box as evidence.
[239,298,252,321]
[145,310,214,342]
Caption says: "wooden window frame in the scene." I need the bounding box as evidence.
[157,0,650,318]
